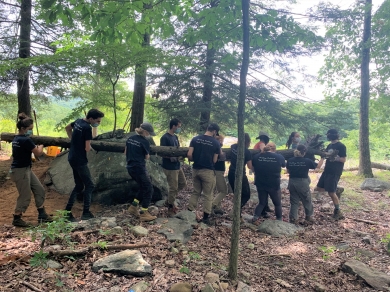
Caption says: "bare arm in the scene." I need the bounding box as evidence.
[65,124,73,139]
[85,140,92,152]
[187,147,194,161]
[338,157,346,163]
[124,146,126,155]
[145,154,150,160]
[32,145,44,157]
[246,160,253,170]
[316,158,325,169]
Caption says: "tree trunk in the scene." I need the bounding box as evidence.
[228,0,250,281]
[130,32,150,131]
[0,132,330,159]
[199,44,215,133]
[17,0,32,117]
[359,0,373,178]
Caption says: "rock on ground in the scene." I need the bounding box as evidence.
[237,281,252,292]
[205,272,220,284]
[92,250,152,276]
[360,178,390,192]
[129,281,149,292]
[201,283,215,292]
[156,217,193,244]
[175,210,197,225]
[45,260,63,269]
[170,282,192,292]
[75,217,117,230]
[130,226,149,237]
[257,220,303,237]
[342,259,390,290]
[45,132,168,205]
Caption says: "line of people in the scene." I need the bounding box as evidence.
[9,110,346,227]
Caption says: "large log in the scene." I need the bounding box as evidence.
[0,132,326,159]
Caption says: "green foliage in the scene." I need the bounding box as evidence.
[188,251,201,260]
[318,246,336,260]
[29,250,49,267]
[30,210,74,248]
[179,265,191,275]
[92,240,108,249]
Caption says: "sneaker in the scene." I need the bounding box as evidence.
[336,187,344,199]
[304,216,315,225]
[139,210,157,222]
[333,209,345,220]
[167,206,178,217]
[261,212,270,219]
[289,219,299,225]
[37,207,53,223]
[65,212,78,222]
[212,205,224,215]
[128,205,140,217]
[81,211,95,220]
[12,215,31,227]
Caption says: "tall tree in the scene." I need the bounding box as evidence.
[359,0,373,177]
[228,0,249,280]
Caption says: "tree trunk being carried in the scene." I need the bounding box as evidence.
[0,133,329,160]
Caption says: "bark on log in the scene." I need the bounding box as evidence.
[0,132,326,159]
[344,162,390,172]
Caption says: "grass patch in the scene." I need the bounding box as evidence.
[341,189,365,209]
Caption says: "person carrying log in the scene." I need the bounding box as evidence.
[314,129,347,220]
[286,145,324,224]
[187,123,221,225]
[126,123,158,222]
[211,134,228,215]
[251,144,286,223]
[10,113,53,227]
[160,118,187,217]
[64,109,104,221]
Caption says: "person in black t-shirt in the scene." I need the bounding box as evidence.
[225,133,252,222]
[286,145,324,224]
[187,123,221,225]
[315,129,347,220]
[252,145,286,222]
[9,113,52,227]
[160,118,187,217]
[126,122,157,222]
[211,135,228,215]
[65,109,104,222]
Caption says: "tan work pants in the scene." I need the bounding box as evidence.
[212,170,228,207]
[10,167,45,213]
[163,168,187,205]
[188,169,216,214]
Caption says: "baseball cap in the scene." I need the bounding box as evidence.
[256,131,271,140]
[140,122,156,136]
[207,123,220,135]
[326,129,338,135]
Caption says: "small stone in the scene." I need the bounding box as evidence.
[220,222,232,228]
[165,260,175,268]
[148,206,159,216]
[362,236,371,244]
[336,242,350,251]
[201,283,215,292]
[155,200,166,207]
[131,226,149,237]
[247,243,255,250]
[212,283,219,290]
[182,250,188,255]
[129,281,149,292]
[236,281,251,292]
[44,245,62,251]
[170,247,179,254]
[355,248,376,258]
[314,282,326,292]
[220,282,228,290]
[320,203,332,212]
[170,282,192,292]
[109,226,124,235]
[109,286,121,292]
[205,272,219,283]
[46,260,63,269]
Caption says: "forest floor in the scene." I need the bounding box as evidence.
[0,153,390,291]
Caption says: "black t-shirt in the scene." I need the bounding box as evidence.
[286,157,317,178]
[68,119,93,166]
[190,135,221,170]
[252,152,285,189]
[324,141,347,176]
[214,160,226,172]
[160,132,180,170]
[229,144,252,174]
[126,134,150,168]
[11,135,36,168]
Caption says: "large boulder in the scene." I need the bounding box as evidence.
[257,220,303,237]
[342,259,390,290]
[360,178,390,192]
[45,132,168,205]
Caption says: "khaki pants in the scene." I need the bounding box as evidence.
[10,167,45,213]
[212,170,228,207]
[188,169,216,214]
[163,168,187,205]
[289,177,313,220]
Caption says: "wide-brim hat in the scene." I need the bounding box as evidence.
[140,122,156,136]
[256,131,271,140]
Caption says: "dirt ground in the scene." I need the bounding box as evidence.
[1,153,390,291]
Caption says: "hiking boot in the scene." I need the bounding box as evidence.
[37,207,53,223]
[289,218,299,225]
[12,215,31,227]
[202,217,215,226]
[261,212,270,219]
[139,210,157,222]
[167,206,178,217]
[128,205,140,217]
[81,211,95,220]
[336,187,344,199]
[65,212,78,222]
[212,205,224,215]
[304,216,315,225]
[333,209,345,220]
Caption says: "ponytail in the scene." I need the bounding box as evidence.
[294,144,307,157]
[286,132,297,149]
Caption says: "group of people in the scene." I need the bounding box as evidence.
[9,109,346,227]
